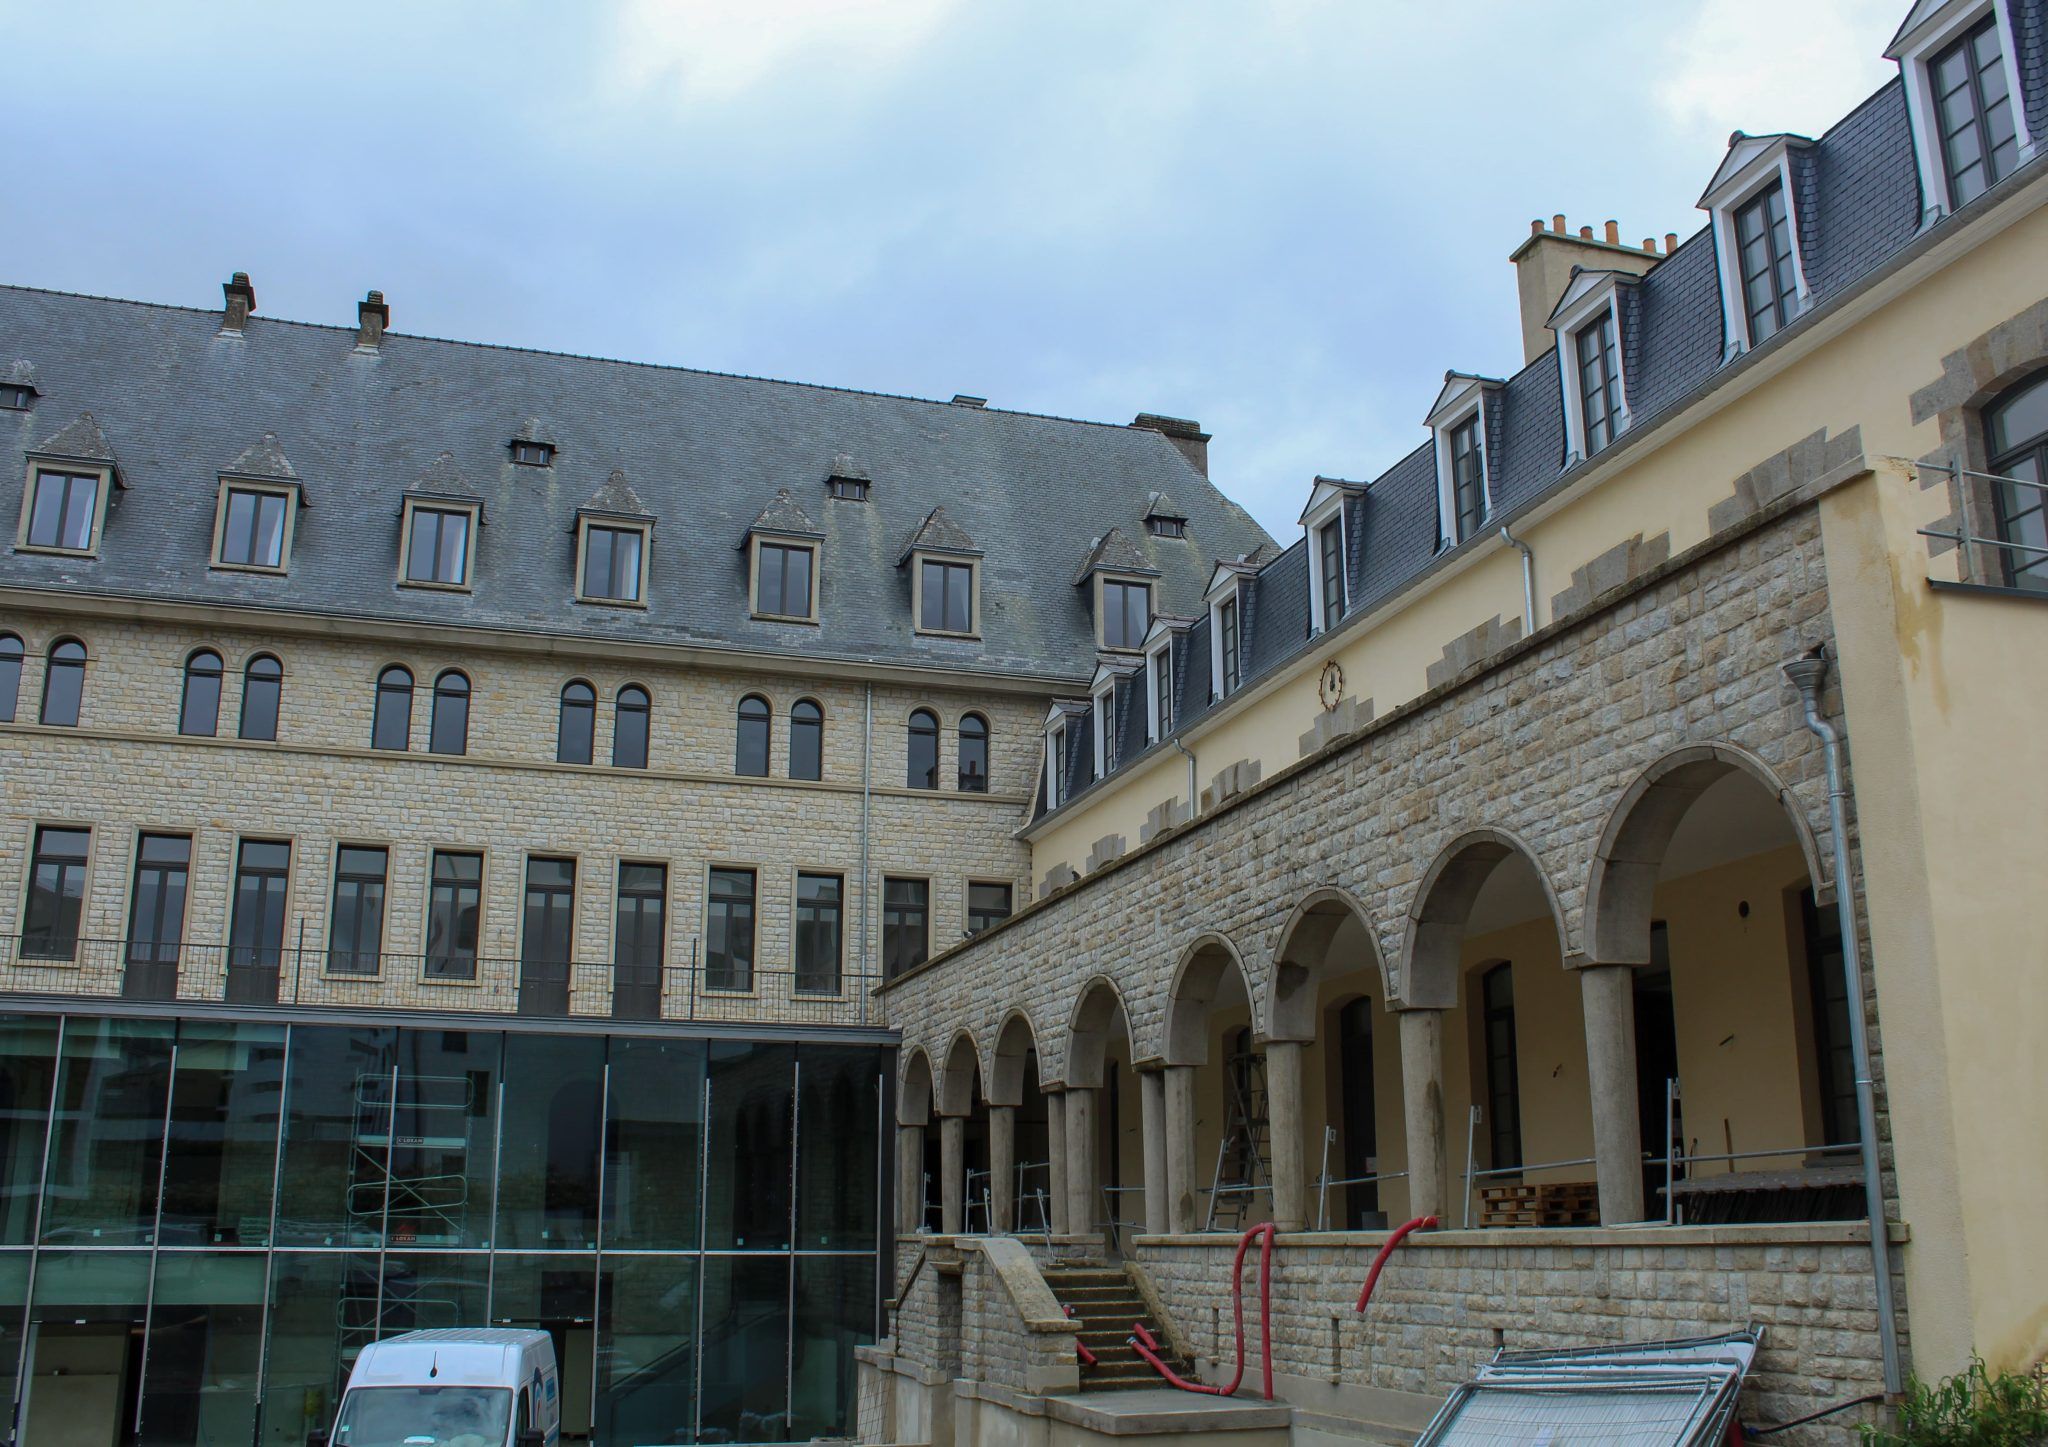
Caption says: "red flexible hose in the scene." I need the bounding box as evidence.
[1354,1215,1437,1314]
[1129,1221,1276,1400]
[1062,1304,1099,1367]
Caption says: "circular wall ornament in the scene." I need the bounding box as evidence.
[1318,659,1344,712]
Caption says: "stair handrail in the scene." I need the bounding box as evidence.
[1129,1221,1275,1400]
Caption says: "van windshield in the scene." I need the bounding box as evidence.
[333,1385,515,1447]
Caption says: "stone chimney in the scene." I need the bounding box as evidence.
[220,272,256,334]
[356,290,390,351]
[1509,215,1667,365]
[1131,412,1211,476]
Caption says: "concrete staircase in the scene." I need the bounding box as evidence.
[1039,1262,1195,1392]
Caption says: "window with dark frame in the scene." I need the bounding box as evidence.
[124,833,191,989]
[706,867,756,991]
[614,685,651,768]
[919,558,974,633]
[558,681,596,765]
[0,633,21,722]
[755,541,815,619]
[581,524,644,603]
[227,840,292,996]
[1219,596,1241,694]
[1988,370,2048,591]
[794,871,843,994]
[0,385,34,411]
[23,825,90,959]
[24,469,99,551]
[1450,414,1487,542]
[735,694,771,776]
[826,477,869,501]
[1048,724,1067,809]
[41,639,85,726]
[328,846,389,976]
[613,862,667,1017]
[1317,518,1346,628]
[1576,312,1623,454]
[882,876,929,979]
[521,857,577,995]
[906,708,939,789]
[371,665,413,750]
[1147,516,1186,539]
[966,881,1012,937]
[1734,181,1798,345]
[510,440,555,467]
[789,698,823,781]
[240,654,282,741]
[1481,962,1523,1173]
[1093,690,1114,777]
[1102,578,1151,650]
[430,670,471,756]
[426,850,482,979]
[406,506,472,586]
[1930,15,2019,209]
[179,650,224,737]
[958,713,988,792]
[219,487,289,569]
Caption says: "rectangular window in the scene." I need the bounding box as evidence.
[327,846,388,976]
[520,856,577,1014]
[794,871,843,994]
[125,833,191,979]
[613,862,667,1019]
[1048,725,1066,810]
[1219,596,1241,694]
[919,558,974,633]
[966,882,1012,937]
[756,541,815,619]
[219,487,289,569]
[1102,578,1151,650]
[227,839,291,1002]
[1147,516,1186,539]
[1151,648,1173,740]
[405,506,472,586]
[1450,415,1487,541]
[426,850,483,979]
[882,877,929,979]
[1481,964,1523,1173]
[706,867,756,992]
[1576,312,1622,454]
[826,477,869,501]
[1317,519,1345,628]
[582,524,644,603]
[23,825,90,958]
[1931,15,2018,208]
[24,469,99,551]
[1734,181,1797,344]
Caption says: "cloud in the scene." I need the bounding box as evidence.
[1657,0,1899,140]
[606,0,959,104]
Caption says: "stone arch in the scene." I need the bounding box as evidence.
[1267,885,1391,1042]
[1066,975,1133,1089]
[938,1029,984,1118]
[899,1045,935,1126]
[1164,932,1256,1065]
[990,1009,1044,1108]
[1585,742,1829,966]
[1399,827,1569,1009]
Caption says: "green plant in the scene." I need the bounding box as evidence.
[1859,1357,2048,1446]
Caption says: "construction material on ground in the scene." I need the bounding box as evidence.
[1477,1180,1600,1227]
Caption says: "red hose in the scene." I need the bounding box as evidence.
[1355,1215,1436,1314]
[1129,1221,1275,1400]
[1062,1304,1099,1367]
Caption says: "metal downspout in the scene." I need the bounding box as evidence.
[1499,523,1537,635]
[1783,645,1902,1395]
[1170,735,1197,822]
[861,683,873,1025]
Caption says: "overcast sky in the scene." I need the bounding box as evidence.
[3,0,1904,537]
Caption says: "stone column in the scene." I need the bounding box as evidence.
[1265,1040,1307,1231]
[1580,963,1645,1224]
[1164,1065,1197,1232]
[897,1123,926,1235]
[989,1104,1017,1234]
[939,1114,966,1235]
[1398,1009,1447,1220]
[1139,1069,1169,1236]
[1045,1090,1070,1235]
[1065,1086,1097,1237]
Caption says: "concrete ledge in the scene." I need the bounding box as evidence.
[958,1235,1075,1333]
[1132,1220,1908,1249]
[1043,1389,1293,1435]
[860,1345,955,1389]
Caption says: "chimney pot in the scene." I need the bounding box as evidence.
[1552,214,1567,234]
[1603,220,1620,244]
[1665,232,1679,253]
[1578,225,1593,240]
[220,272,256,333]
[1530,219,1545,236]
[356,290,390,351]
[1642,237,1657,253]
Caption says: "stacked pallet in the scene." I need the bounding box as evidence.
[1477,1180,1600,1226]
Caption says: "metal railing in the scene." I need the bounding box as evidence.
[1916,459,2048,575]
[0,933,882,1027]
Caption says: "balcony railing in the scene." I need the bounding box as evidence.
[0,934,883,1028]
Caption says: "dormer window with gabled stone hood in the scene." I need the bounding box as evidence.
[1424,373,1503,553]
[1888,0,2036,223]
[1088,659,1138,779]
[1041,698,1090,811]
[1203,551,1263,699]
[1299,476,1364,631]
[1,361,41,412]
[509,418,558,468]
[400,452,485,591]
[1700,132,1816,357]
[210,434,306,574]
[826,453,871,502]
[16,412,123,558]
[1073,526,1158,652]
[899,506,982,638]
[1142,614,1188,744]
[1144,490,1188,539]
[574,469,654,606]
[1548,268,1635,464]
[743,488,824,623]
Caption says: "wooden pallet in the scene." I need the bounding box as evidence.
[1478,1180,1600,1227]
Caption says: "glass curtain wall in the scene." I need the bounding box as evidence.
[0,1014,885,1447]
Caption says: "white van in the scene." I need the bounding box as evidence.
[312,1328,561,1447]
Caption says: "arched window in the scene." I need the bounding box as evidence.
[906,708,939,790]
[1480,963,1522,1173]
[613,685,650,769]
[430,670,471,756]
[371,665,413,750]
[179,649,224,737]
[41,638,86,727]
[558,681,596,765]
[735,694,771,777]
[958,712,989,792]
[240,654,282,741]
[1988,370,2048,590]
[0,633,24,723]
[789,698,823,781]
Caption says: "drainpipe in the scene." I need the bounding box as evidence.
[1782,645,1902,1395]
[1170,735,1198,823]
[861,683,873,1025]
[1499,523,1537,635]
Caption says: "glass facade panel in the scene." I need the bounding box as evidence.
[795,1046,878,1251]
[275,1024,398,1247]
[0,1017,60,1246]
[492,1254,599,1439]
[158,1021,287,1247]
[605,1038,706,1251]
[261,1249,380,1444]
[141,1251,268,1445]
[699,1253,791,1443]
[378,1251,489,1337]
[704,1043,793,1251]
[0,1251,26,1436]
[597,1254,698,1446]
[21,1250,149,1447]
[42,1017,174,1245]
[791,1253,875,1440]
[386,1030,501,1248]
[495,1033,603,1251]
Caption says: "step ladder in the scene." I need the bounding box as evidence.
[1205,1049,1271,1230]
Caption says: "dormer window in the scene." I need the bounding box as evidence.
[400,453,483,591]
[1450,418,1486,540]
[1426,374,1499,552]
[575,469,654,607]
[1577,313,1623,453]
[827,477,869,501]
[1147,637,1173,742]
[1218,595,1241,697]
[1548,274,1631,464]
[1074,528,1160,652]
[17,412,122,558]
[743,489,824,623]
[1147,516,1185,539]
[900,506,982,638]
[1100,577,1151,651]
[1889,1,2034,221]
[1299,476,1361,632]
[1701,132,1814,357]
[1734,184,1797,342]
[0,384,34,411]
[1091,679,1115,779]
[1042,703,1086,812]
[511,440,555,467]
[210,435,303,575]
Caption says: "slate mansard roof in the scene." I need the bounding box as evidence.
[0,286,1271,681]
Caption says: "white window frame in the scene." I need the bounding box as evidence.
[1298,478,1358,634]
[1549,275,1631,466]
[1144,632,1174,744]
[1044,716,1069,811]
[1210,591,1240,700]
[1425,376,1498,551]
[1701,138,1815,358]
[1091,679,1114,779]
[1888,0,2036,223]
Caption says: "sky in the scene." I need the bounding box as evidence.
[1,0,1904,538]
